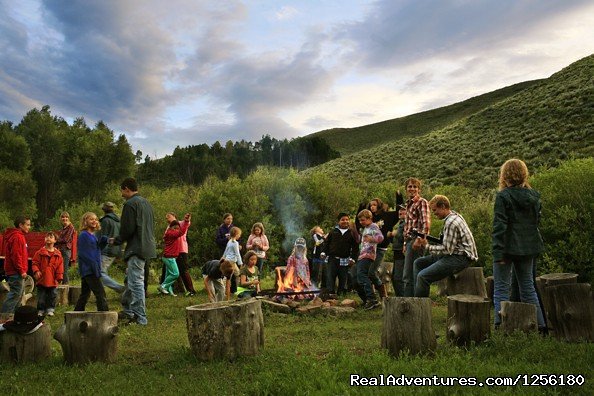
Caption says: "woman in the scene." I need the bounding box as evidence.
[492,159,546,331]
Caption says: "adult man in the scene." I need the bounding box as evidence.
[98,202,125,293]
[111,178,156,325]
[322,212,359,295]
[402,177,431,297]
[413,195,478,297]
[1,216,31,313]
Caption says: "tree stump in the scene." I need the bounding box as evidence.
[499,301,537,335]
[436,279,448,297]
[381,297,437,356]
[546,283,594,342]
[54,311,119,364]
[536,273,578,333]
[56,285,69,306]
[68,285,81,305]
[186,299,264,361]
[447,294,491,346]
[485,276,494,306]
[446,267,487,298]
[0,323,52,364]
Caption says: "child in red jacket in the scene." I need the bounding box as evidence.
[157,216,190,296]
[32,231,64,316]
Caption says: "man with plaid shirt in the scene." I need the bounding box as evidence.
[413,195,478,297]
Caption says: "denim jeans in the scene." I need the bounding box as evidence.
[402,240,421,297]
[413,254,471,297]
[391,257,405,297]
[1,275,24,313]
[493,255,545,328]
[326,257,349,294]
[161,257,180,294]
[36,285,57,312]
[368,248,386,288]
[121,256,148,325]
[101,255,125,292]
[60,248,72,284]
[356,258,376,303]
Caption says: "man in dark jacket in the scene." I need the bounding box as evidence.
[322,212,359,295]
[111,178,156,325]
[98,202,125,293]
[1,216,31,313]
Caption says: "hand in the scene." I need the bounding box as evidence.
[252,280,260,286]
[412,237,425,250]
[108,237,115,245]
[20,273,27,279]
[184,213,191,221]
[34,271,41,281]
[320,252,326,259]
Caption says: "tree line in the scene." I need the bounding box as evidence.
[0,106,135,226]
[136,134,340,187]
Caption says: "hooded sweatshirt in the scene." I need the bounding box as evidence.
[492,186,545,261]
[98,212,122,257]
[32,247,63,287]
[3,228,28,276]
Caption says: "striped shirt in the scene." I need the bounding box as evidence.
[404,195,431,243]
[428,211,478,261]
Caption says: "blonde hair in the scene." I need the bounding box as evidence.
[404,177,422,189]
[429,195,450,209]
[310,225,321,235]
[80,212,100,231]
[251,222,265,235]
[357,209,373,220]
[60,211,70,218]
[498,159,530,190]
[230,226,242,239]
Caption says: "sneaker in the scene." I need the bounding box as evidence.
[157,285,169,295]
[38,310,45,316]
[46,309,55,317]
[364,300,381,310]
[185,291,196,297]
[118,311,133,321]
[169,291,177,297]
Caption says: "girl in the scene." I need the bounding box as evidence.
[309,225,326,288]
[215,213,234,257]
[246,222,269,274]
[158,218,190,296]
[283,237,312,298]
[222,226,243,293]
[32,231,63,316]
[56,211,76,284]
[74,212,108,312]
[235,250,261,299]
[492,159,546,332]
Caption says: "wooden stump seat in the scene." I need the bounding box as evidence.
[0,323,52,364]
[381,297,436,356]
[499,301,537,335]
[447,294,490,346]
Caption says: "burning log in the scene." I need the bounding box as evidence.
[186,299,264,361]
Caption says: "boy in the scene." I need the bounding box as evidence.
[355,209,384,310]
[1,216,31,313]
[32,231,64,316]
[322,213,359,295]
[202,259,235,302]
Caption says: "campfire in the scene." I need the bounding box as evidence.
[273,266,317,300]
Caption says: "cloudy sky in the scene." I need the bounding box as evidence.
[1,0,593,158]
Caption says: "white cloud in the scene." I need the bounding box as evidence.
[275,6,299,21]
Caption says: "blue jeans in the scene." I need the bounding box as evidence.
[356,258,376,303]
[391,256,405,297]
[402,240,420,297]
[369,249,386,288]
[60,248,72,284]
[1,275,24,313]
[493,255,545,328]
[121,256,148,325]
[413,254,471,297]
[161,257,180,293]
[101,255,125,292]
[37,285,57,312]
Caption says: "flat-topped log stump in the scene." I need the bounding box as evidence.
[186,299,264,361]
[381,297,437,356]
[486,276,494,306]
[446,267,487,298]
[0,323,52,364]
[536,273,578,333]
[54,311,119,364]
[500,301,537,335]
[547,283,594,342]
[56,285,69,306]
[447,294,490,346]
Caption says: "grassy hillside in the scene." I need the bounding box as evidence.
[309,54,594,189]
[308,80,541,155]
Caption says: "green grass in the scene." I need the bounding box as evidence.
[3,268,593,395]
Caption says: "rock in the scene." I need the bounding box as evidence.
[327,299,339,306]
[340,299,358,308]
[308,297,323,307]
[323,306,355,317]
[296,305,322,315]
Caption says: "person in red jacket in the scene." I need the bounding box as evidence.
[32,231,64,316]
[157,215,190,296]
[1,215,31,313]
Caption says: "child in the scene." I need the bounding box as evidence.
[309,226,326,288]
[391,204,407,296]
[283,237,312,297]
[56,211,76,285]
[202,259,236,302]
[356,209,384,310]
[222,226,243,292]
[32,231,64,316]
[246,222,269,274]
[74,212,109,312]
[235,250,260,299]
[158,218,190,296]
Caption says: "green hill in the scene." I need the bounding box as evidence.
[308,54,594,189]
[308,80,541,155]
